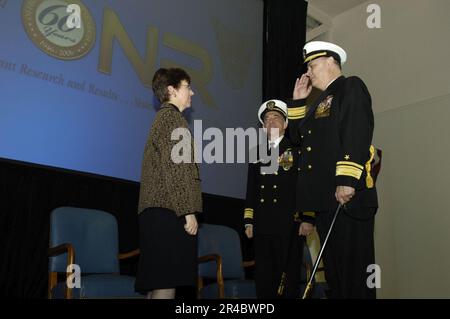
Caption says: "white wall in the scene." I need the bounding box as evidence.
[324,0,450,298]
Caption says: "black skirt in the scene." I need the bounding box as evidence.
[135,207,198,293]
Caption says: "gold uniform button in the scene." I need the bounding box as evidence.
[308,165,312,169]
[261,185,265,189]
[274,171,278,175]
[273,185,277,189]
[301,135,304,139]
[298,150,301,154]
[307,147,312,152]
[260,199,265,203]
[308,130,312,134]
[297,168,301,171]
[273,199,277,203]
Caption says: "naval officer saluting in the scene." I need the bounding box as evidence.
[287,41,378,299]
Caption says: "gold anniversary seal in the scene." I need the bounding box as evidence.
[22,0,95,60]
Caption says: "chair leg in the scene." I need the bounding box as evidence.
[197,277,204,299]
[48,272,57,299]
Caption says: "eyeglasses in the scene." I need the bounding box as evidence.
[179,84,191,90]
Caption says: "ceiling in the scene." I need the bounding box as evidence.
[307,0,368,18]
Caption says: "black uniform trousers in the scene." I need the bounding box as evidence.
[254,231,305,299]
[315,205,376,299]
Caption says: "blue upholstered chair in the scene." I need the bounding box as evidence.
[48,207,142,299]
[197,223,256,299]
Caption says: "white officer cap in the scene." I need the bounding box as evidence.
[258,99,288,125]
[303,41,347,65]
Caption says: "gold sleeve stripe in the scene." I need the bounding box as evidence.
[336,161,364,170]
[336,166,363,179]
[288,106,306,115]
[289,115,306,120]
[244,208,254,219]
[288,107,307,120]
[304,52,327,63]
[303,211,316,218]
[365,145,375,188]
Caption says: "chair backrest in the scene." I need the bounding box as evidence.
[198,223,245,280]
[49,207,119,274]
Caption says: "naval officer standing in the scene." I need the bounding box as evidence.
[244,99,315,298]
[287,41,378,298]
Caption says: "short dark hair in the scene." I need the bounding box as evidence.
[152,68,191,103]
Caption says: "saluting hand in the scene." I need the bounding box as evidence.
[184,214,198,235]
[293,74,312,100]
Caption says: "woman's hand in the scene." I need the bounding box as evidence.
[184,214,198,235]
